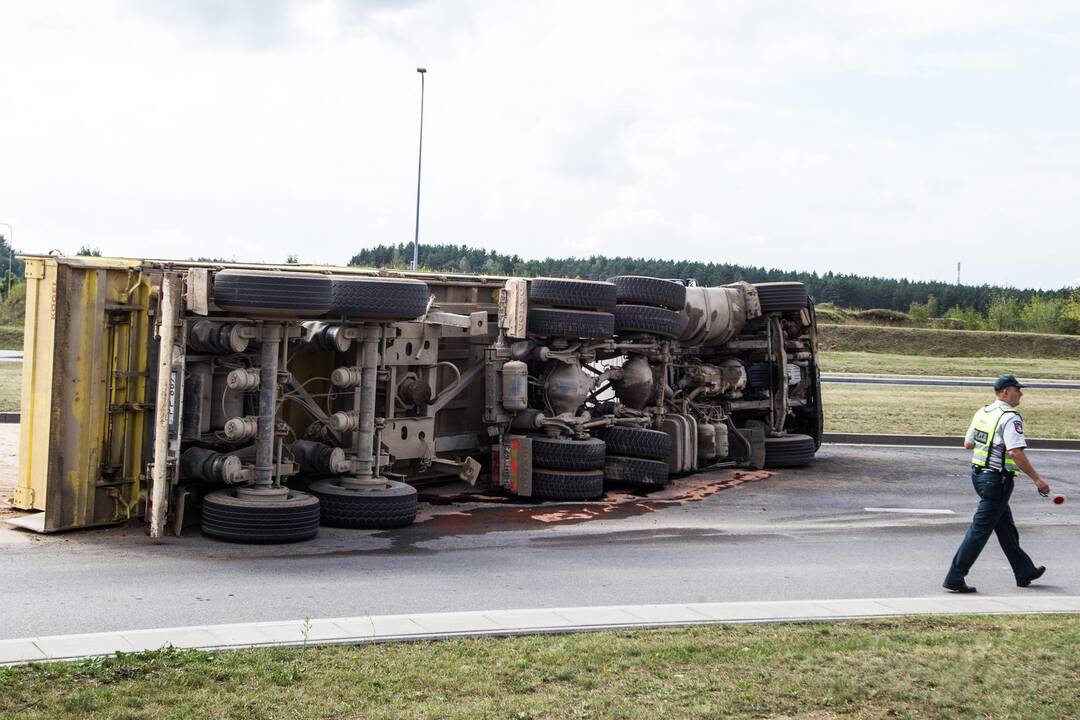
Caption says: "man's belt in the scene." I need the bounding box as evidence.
[973,465,1014,477]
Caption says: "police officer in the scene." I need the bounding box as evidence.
[943,374,1049,593]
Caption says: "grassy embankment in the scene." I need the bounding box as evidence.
[823,383,1080,438]
[820,351,1080,380]
[0,282,23,351]
[3,615,1079,719]
[0,325,20,351]
[818,324,1080,379]
[816,325,1080,438]
[0,363,19,411]
[818,323,1080,360]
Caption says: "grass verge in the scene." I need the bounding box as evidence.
[0,324,21,351]
[0,362,20,412]
[823,383,1080,438]
[820,351,1080,380]
[2,616,1079,719]
[819,324,1080,360]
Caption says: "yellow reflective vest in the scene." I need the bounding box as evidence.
[970,404,1021,473]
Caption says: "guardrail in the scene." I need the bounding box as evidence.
[822,376,1080,390]
[822,433,1080,451]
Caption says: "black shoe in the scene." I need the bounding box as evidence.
[943,581,977,594]
[1018,566,1046,588]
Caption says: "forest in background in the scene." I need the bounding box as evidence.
[350,242,1080,335]
[0,239,1074,335]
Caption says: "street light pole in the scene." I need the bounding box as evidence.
[0,222,12,298]
[412,67,427,273]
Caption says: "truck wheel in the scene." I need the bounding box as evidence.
[531,468,604,500]
[528,308,614,339]
[595,426,672,460]
[201,489,321,544]
[613,305,687,339]
[528,278,617,312]
[530,436,606,470]
[308,479,418,528]
[763,434,816,468]
[603,455,670,489]
[213,270,333,316]
[329,277,430,320]
[753,282,808,312]
[607,276,686,311]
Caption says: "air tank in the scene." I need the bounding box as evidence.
[501,360,529,412]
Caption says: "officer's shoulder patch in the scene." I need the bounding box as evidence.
[1013,420,1024,434]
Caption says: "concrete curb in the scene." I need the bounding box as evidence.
[3,595,1078,667]
[822,433,1080,451]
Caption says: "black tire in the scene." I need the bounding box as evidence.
[594,426,672,460]
[530,436,606,470]
[213,270,333,316]
[604,455,671,489]
[531,468,604,500]
[746,362,771,390]
[528,308,614,339]
[607,276,686,311]
[201,489,321,544]
[763,433,817,468]
[754,282,808,313]
[529,278,617,312]
[329,277,430,320]
[613,305,687,339]
[308,479,418,528]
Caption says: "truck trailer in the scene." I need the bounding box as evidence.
[10,256,822,541]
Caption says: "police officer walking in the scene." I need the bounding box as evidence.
[943,374,1049,593]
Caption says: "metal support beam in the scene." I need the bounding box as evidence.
[149,273,180,538]
[343,325,383,488]
[255,324,282,487]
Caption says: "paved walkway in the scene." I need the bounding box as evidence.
[3,595,1078,666]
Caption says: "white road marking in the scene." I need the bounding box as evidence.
[864,507,956,515]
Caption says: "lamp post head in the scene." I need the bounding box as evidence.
[417,67,427,73]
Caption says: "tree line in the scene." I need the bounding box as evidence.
[349,242,1072,316]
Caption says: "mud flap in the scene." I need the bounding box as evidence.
[492,435,533,496]
[736,423,767,470]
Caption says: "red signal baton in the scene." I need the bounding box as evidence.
[1039,490,1066,505]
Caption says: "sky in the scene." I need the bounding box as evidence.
[1,1,1079,289]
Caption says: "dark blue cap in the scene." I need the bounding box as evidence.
[994,374,1024,392]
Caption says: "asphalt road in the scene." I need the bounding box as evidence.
[1,445,1077,640]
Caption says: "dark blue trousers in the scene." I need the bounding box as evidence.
[945,468,1037,585]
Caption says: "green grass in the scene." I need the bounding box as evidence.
[823,383,1080,438]
[819,324,1080,360]
[0,324,21,351]
[820,351,1080,380]
[2,616,1079,719]
[0,362,20,412]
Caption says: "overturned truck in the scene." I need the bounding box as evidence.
[12,256,822,541]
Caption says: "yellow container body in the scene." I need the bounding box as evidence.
[15,256,154,531]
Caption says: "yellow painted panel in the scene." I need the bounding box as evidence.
[15,258,57,511]
[16,257,154,530]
